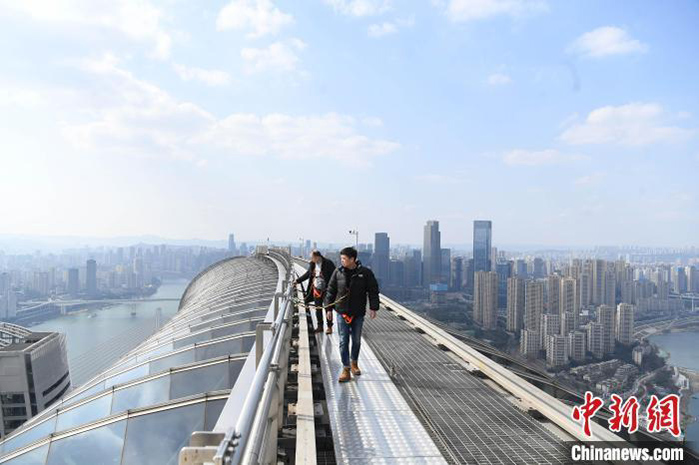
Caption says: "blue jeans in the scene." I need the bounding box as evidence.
[336,314,364,367]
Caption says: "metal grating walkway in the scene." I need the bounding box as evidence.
[294,264,446,464]
[362,307,573,465]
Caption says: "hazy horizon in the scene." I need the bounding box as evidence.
[0,231,696,255]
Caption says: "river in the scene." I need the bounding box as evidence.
[649,331,699,453]
[31,279,189,387]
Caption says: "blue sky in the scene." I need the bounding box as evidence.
[0,0,697,248]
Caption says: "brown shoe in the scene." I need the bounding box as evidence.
[314,326,323,333]
[350,361,361,376]
[338,367,351,383]
[325,325,333,335]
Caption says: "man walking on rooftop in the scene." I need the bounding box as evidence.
[324,246,380,383]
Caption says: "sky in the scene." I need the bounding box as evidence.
[0,0,697,248]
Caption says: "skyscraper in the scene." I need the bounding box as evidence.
[440,248,451,285]
[597,305,616,355]
[67,268,79,296]
[540,313,560,350]
[423,221,441,287]
[474,271,498,330]
[374,232,390,286]
[524,280,543,333]
[506,277,525,334]
[450,257,463,291]
[615,303,635,345]
[545,275,561,315]
[228,233,236,253]
[592,259,606,306]
[587,322,604,359]
[86,259,97,297]
[473,220,492,273]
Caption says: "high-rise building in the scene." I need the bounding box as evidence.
[403,250,422,288]
[533,258,545,279]
[561,312,577,335]
[672,267,687,294]
[373,233,390,286]
[423,221,441,287]
[615,303,635,345]
[604,270,616,306]
[514,259,527,278]
[524,280,543,333]
[463,258,474,292]
[520,329,539,357]
[560,277,578,333]
[597,305,616,355]
[0,327,70,437]
[568,331,586,362]
[440,248,451,285]
[560,277,578,315]
[474,271,498,330]
[545,275,561,315]
[86,259,97,297]
[495,262,511,309]
[587,322,604,359]
[472,220,492,273]
[228,233,236,253]
[546,335,568,368]
[389,260,405,287]
[506,277,525,334]
[450,257,463,291]
[592,259,606,306]
[540,314,560,350]
[67,268,79,296]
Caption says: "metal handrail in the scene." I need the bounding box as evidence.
[210,248,293,465]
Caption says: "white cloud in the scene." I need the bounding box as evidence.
[0,0,172,59]
[503,149,585,166]
[574,172,606,187]
[198,113,399,165]
[368,16,414,37]
[568,26,647,58]
[173,64,231,86]
[216,0,293,38]
[323,0,391,17]
[241,39,306,74]
[368,22,398,37]
[560,102,694,146]
[487,73,512,85]
[442,0,547,22]
[56,55,399,166]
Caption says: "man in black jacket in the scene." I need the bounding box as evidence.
[324,246,379,382]
[294,250,336,334]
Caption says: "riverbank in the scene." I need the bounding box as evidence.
[649,331,699,450]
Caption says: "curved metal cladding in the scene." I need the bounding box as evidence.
[0,255,280,465]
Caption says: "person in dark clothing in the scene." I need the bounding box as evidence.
[324,246,380,382]
[294,250,336,334]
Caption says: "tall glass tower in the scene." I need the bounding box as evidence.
[473,220,492,273]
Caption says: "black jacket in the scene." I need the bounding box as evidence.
[324,261,380,318]
[296,257,336,303]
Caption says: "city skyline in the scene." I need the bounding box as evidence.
[0,1,697,247]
